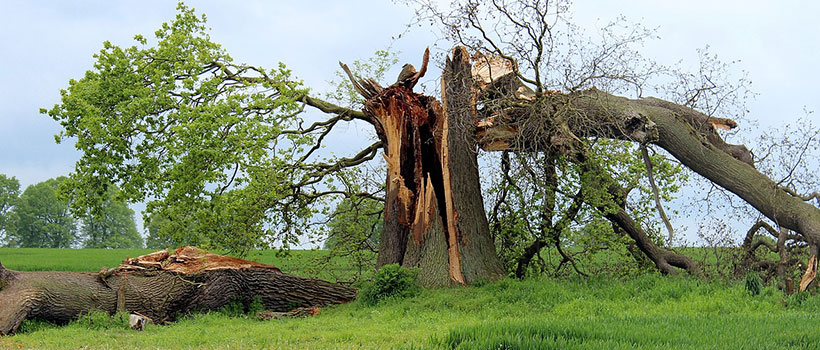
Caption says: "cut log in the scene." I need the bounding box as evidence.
[0,247,356,335]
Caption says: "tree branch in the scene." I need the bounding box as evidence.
[640,145,675,246]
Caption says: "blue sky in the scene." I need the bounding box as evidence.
[1,1,817,238]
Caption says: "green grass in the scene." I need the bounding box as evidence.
[0,248,155,272]
[0,248,372,281]
[2,249,820,349]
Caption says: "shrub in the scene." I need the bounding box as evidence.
[359,264,420,305]
[76,310,129,330]
[744,271,762,296]
[219,296,266,318]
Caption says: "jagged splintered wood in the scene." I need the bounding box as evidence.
[0,247,356,335]
[353,46,820,279]
[342,47,505,287]
[469,48,820,273]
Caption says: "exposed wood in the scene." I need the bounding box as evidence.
[339,62,383,100]
[393,48,430,90]
[439,47,506,284]
[799,255,817,292]
[0,247,356,335]
[437,92,466,286]
[129,313,149,331]
[470,52,820,271]
[411,176,436,244]
[345,47,504,286]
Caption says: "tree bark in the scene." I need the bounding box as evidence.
[577,156,700,275]
[574,92,820,252]
[474,53,820,271]
[346,47,505,287]
[0,247,356,336]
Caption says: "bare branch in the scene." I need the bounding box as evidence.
[640,145,675,246]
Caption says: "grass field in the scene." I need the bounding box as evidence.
[2,248,820,349]
[0,247,371,281]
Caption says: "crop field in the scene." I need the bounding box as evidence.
[2,248,820,349]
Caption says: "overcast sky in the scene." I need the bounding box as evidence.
[1,1,818,238]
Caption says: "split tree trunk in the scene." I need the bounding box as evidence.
[0,247,356,335]
[351,46,820,278]
[345,47,505,287]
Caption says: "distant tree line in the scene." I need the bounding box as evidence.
[0,174,143,249]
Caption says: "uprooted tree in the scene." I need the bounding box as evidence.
[39,1,820,289]
[0,247,356,335]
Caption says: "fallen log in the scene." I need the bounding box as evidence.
[0,247,356,335]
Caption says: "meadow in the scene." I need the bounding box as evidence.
[1,248,820,349]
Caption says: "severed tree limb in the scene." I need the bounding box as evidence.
[474,59,820,260]
[0,247,356,336]
[800,255,818,292]
[339,62,384,100]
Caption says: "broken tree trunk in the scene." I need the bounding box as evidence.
[342,47,505,287]
[473,50,820,272]
[0,247,356,335]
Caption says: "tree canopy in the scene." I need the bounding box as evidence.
[45,4,364,254]
[7,177,76,248]
[80,187,143,249]
[43,1,820,285]
[0,174,20,245]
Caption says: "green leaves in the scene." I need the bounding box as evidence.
[7,177,77,248]
[80,187,142,249]
[45,3,317,253]
[0,174,20,244]
[359,264,420,306]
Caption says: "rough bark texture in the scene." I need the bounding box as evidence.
[351,46,820,278]
[477,64,820,271]
[346,47,505,287]
[0,247,356,335]
[578,156,701,275]
[440,47,507,284]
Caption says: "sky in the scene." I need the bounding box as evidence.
[1,0,818,239]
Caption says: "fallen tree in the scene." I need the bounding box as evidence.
[471,49,820,272]
[45,4,820,287]
[343,47,701,279]
[0,247,356,335]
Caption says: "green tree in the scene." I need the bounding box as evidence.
[144,213,188,249]
[324,196,382,251]
[8,177,77,248]
[0,174,21,245]
[80,188,143,249]
[44,4,329,254]
[45,2,820,285]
